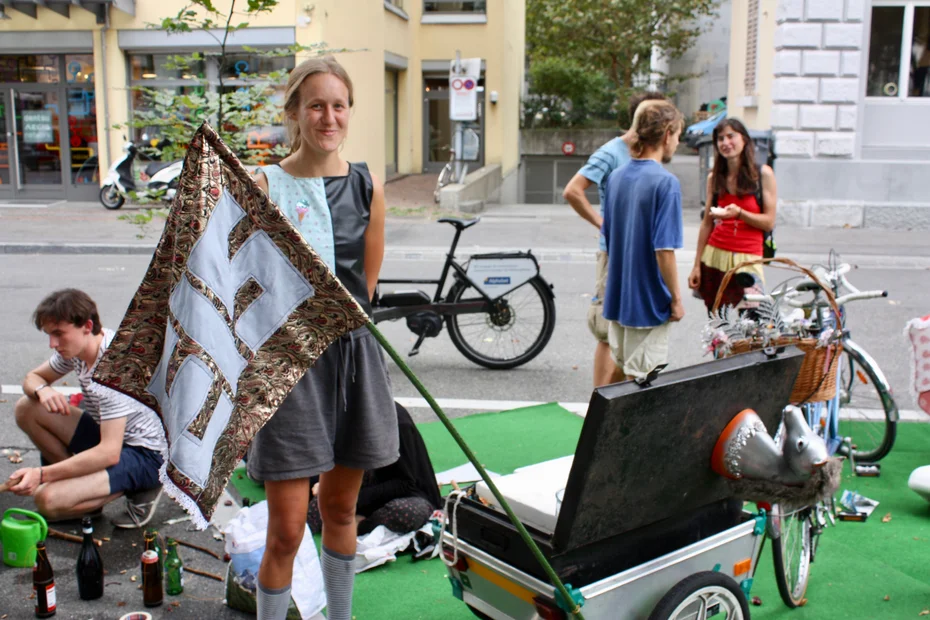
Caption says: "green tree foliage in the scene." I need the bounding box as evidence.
[523,58,614,128]
[526,0,720,125]
[121,0,340,164]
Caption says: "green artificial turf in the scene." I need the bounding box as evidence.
[228,407,930,619]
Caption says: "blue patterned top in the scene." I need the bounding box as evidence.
[260,162,375,315]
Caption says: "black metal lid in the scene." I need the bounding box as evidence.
[552,347,805,552]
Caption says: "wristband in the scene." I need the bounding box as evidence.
[33,384,48,399]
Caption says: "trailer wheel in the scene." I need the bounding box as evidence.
[648,571,750,620]
[466,605,493,620]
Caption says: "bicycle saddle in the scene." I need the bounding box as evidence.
[437,217,480,230]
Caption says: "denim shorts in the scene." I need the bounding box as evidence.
[68,413,164,495]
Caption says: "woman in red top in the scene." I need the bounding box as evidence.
[688,118,777,313]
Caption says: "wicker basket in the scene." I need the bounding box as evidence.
[712,257,843,405]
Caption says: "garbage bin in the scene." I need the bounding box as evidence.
[696,129,776,206]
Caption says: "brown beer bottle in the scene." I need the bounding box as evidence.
[141,549,163,607]
[143,529,163,573]
[33,541,56,618]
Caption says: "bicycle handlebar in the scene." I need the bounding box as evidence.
[745,288,887,308]
[835,290,887,305]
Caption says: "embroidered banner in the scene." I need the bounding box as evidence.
[92,123,369,528]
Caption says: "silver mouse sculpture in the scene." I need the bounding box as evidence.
[712,405,829,485]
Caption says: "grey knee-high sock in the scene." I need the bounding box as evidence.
[322,546,355,620]
[257,581,292,620]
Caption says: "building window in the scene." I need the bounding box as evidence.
[867,3,930,98]
[128,53,294,160]
[423,1,486,13]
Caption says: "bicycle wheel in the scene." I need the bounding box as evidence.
[771,504,812,608]
[648,571,749,620]
[434,164,454,203]
[446,276,556,370]
[837,347,897,462]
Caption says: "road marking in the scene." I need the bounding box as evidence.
[381,246,930,270]
[4,385,923,423]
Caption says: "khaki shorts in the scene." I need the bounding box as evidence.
[586,251,610,343]
[607,321,671,379]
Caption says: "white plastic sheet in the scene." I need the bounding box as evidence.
[224,500,326,619]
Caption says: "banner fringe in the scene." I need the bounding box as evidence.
[158,460,211,531]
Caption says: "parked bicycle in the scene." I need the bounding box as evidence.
[371,217,556,369]
[744,252,897,608]
[433,145,467,203]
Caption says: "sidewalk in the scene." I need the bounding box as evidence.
[2,201,929,268]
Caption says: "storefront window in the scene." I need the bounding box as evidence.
[868,7,905,96]
[130,54,205,81]
[68,88,98,185]
[867,4,930,98]
[221,54,293,80]
[130,86,206,147]
[911,7,930,97]
[0,98,9,187]
[65,55,95,84]
[128,52,293,162]
[0,55,61,83]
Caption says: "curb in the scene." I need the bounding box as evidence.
[0,243,156,255]
[2,243,930,270]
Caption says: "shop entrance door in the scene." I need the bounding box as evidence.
[3,88,65,200]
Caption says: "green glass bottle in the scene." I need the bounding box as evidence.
[164,539,184,596]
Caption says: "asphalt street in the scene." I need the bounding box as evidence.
[0,203,928,618]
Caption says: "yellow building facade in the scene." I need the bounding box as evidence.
[0,0,525,203]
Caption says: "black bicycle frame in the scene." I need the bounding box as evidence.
[373,224,513,323]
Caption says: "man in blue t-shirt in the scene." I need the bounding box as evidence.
[562,92,667,388]
[602,100,685,383]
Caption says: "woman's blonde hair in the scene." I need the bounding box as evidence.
[628,100,684,158]
[284,56,354,154]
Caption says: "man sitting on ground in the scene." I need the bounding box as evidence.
[9,289,167,528]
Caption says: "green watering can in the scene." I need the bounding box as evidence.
[1,508,48,568]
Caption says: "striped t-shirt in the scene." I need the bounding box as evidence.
[49,328,167,455]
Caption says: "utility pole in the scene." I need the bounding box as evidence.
[453,50,465,183]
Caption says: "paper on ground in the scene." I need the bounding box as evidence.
[435,462,500,486]
[354,523,434,573]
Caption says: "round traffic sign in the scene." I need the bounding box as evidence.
[464,79,476,90]
[561,141,576,156]
[452,78,464,90]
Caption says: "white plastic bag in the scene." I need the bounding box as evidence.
[224,500,326,619]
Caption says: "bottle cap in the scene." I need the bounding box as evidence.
[141,550,159,564]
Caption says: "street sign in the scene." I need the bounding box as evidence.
[561,141,576,156]
[449,57,481,122]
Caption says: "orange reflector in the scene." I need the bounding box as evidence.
[734,558,752,576]
[857,370,868,384]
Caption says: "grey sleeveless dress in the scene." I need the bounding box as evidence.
[246,162,399,481]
